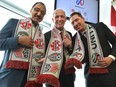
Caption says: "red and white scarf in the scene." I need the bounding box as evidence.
[5,18,45,87]
[36,27,72,87]
[65,24,108,74]
[86,24,108,74]
[65,31,85,69]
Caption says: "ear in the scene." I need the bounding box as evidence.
[65,17,67,22]
[52,18,54,22]
[30,8,33,13]
[82,17,85,21]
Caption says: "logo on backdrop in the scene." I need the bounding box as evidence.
[76,0,84,6]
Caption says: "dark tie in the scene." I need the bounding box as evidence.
[83,31,86,37]
[60,31,63,40]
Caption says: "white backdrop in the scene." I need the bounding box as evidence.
[99,0,114,32]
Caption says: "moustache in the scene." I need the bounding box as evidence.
[36,15,42,19]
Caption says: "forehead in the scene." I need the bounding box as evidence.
[33,3,46,12]
[70,15,80,22]
[54,10,65,16]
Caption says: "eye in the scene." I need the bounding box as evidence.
[61,15,65,18]
[55,16,59,19]
[75,19,78,22]
[34,8,40,12]
[41,11,45,15]
[34,8,45,15]
[71,21,74,25]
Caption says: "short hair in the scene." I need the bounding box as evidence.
[53,9,66,17]
[70,12,83,19]
[31,2,46,14]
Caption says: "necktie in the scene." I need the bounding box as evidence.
[83,31,86,37]
[60,31,63,40]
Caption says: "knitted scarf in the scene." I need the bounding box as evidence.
[86,24,108,74]
[65,31,85,69]
[36,28,72,87]
[65,24,108,74]
[5,18,45,87]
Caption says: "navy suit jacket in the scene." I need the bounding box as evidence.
[0,18,28,87]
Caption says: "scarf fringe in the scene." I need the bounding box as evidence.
[5,60,29,70]
[89,68,109,74]
[64,58,82,69]
[25,81,42,87]
[36,74,60,87]
[65,67,76,75]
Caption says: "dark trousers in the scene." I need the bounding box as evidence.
[86,73,116,87]
[46,73,75,87]
[46,81,74,87]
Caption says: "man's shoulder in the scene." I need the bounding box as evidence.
[9,18,19,21]
[65,30,72,36]
[91,22,105,26]
[44,30,51,38]
[7,18,19,24]
[66,30,71,33]
[44,30,51,35]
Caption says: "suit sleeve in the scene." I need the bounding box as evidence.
[0,18,19,50]
[44,31,51,52]
[102,22,116,57]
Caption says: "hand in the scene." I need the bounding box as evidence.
[63,35,72,48]
[18,36,34,48]
[37,58,45,63]
[98,57,113,67]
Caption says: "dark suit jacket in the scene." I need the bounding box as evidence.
[44,30,75,82]
[73,22,116,79]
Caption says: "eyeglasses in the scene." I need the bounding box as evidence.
[34,8,45,15]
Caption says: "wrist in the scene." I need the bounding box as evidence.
[108,55,116,61]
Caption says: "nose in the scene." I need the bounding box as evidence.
[58,17,62,20]
[73,22,77,27]
[37,11,41,16]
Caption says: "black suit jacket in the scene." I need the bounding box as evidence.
[73,22,116,78]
